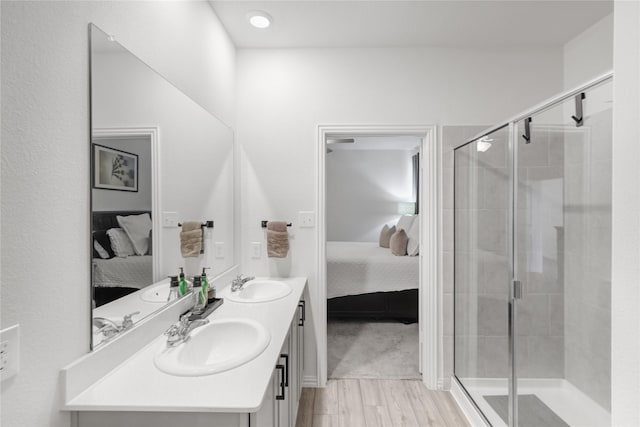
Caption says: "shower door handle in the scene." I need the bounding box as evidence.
[513,280,523,300]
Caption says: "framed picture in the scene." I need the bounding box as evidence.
[93,144,138,192]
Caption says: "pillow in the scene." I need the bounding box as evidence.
[379,224,396,248]
[117,213,152,256]
[390,229,408,256]
[397,214,416,232]
[407,217,420,256]
[147,229,153,255]
[92,230,115,259]
[93,240,110,259]
[107,228,136,258]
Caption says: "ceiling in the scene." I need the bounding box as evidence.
[210,0,612,49]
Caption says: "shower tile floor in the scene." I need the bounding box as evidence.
[459,378,610,427]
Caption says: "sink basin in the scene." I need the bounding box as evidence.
[141,283,171,303]
[226,280,292,303]
[154,318,270,377]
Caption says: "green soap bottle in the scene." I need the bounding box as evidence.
[178,267,189,297]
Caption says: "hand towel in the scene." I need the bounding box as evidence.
[180,221,202,257]
[267,221,289,258]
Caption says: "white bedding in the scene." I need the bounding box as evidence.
[327,241,419,299]
[92,255,153,289]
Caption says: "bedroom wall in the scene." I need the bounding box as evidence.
[0,2,236,426]
[92,137,153,212]
[326,149,415,242]
[236,46,564,383]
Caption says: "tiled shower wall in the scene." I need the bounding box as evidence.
[443,125,570,384]
[442,125,486,387]
[443,113,612,412]
[516,126,567,380]
[562,109,612,411]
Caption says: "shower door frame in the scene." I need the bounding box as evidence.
[451,71,613,427]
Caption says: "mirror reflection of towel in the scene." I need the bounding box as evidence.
[267,221,289,258]
[181,221,202,257]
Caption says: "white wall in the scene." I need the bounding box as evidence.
[0,2,236,427]
[326,149,414,242]
[611,1,640,425]
[563,13,613,90]
[236,46,564,382]
[92,137,153,212]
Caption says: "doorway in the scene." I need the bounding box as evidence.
[316,124,439,388]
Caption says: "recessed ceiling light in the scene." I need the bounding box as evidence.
[248,11,272,29]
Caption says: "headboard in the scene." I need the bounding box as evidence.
[92,210,151,232]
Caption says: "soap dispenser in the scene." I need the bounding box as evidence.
[178,267,191,297]
[201,267,212,301]
[192,275,205,313]
[167,275,180,301]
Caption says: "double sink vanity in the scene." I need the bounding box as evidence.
[73,24,308,427]
[63,275,307,427]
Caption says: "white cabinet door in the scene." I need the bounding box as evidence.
[252,306,304,427]
[289,318,299,425]
[250,369,279,427]
[296,299,305,401]
[277,333,291,427]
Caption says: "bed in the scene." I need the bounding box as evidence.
[327,241,419,323]
[92,210,153,306]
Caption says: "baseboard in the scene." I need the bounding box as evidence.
[437,377,448,390]
[303,375,319,388]
[450,376,489,427]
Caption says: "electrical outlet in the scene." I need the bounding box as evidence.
[0,324,19,382]
[251,242,262,258]
[299,211,315,228]
[162,212,179,228]
[215,242,225,259]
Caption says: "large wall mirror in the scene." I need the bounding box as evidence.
[89,24,235,349]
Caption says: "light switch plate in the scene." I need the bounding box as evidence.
[251,242,262,258]
[299,211,315,228]
[1,324,20,382]
[215,242,225,259]
[162,212,179,228]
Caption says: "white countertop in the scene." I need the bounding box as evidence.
[65,277,307,413]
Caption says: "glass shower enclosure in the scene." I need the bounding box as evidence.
[453,75,612,427]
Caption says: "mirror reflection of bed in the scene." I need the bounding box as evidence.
[92,210,153,307]
[326,135,421,380]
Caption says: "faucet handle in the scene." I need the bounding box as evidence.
[164,323,180,337]
[179,313,193,326]
[122,311,140,330]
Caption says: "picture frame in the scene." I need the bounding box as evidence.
[92,144,139,192]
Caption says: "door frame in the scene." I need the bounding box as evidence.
[315,124,440,389]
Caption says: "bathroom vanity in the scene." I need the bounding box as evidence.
[63,277,307,427]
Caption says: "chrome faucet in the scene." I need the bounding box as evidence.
[93,317,121,340]
[121,311,140,330]
[93,311,140,341]
[164,313,209,348]
[231,274,255,292]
